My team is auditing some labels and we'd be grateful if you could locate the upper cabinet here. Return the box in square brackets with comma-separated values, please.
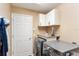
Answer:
[38, 14, 46, 26]
[46, 9, 55, 26]
[38, 9, 60, 26]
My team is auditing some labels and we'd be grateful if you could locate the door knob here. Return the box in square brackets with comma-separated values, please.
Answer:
[29, 38, 31, 40]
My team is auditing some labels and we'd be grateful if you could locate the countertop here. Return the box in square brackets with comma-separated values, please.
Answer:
[44, 40, 79, 53]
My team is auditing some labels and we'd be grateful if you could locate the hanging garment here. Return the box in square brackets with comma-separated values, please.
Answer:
[0, 16, 10, 25]
[0, 18, 8, 56]
[0, 30, 2, 56]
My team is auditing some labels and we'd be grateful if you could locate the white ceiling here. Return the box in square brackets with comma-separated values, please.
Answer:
[12, 3, 61, 14]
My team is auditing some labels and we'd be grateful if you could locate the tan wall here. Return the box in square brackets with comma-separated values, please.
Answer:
[55, 3, 79, 44]
[0, 3, 11, 55]
[0, 4, 10, 19]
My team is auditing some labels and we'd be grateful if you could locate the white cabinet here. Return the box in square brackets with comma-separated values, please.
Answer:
[39, 14, 46, 26]
[46, 9, 55, 25]
[39, 9, 60, 26]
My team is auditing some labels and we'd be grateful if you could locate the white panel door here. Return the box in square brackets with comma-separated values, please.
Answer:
[12, 13, 33, 56]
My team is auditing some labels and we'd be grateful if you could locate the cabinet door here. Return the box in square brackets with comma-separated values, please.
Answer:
[46, 9, 55, 25]
[39, 14, 46, 26]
